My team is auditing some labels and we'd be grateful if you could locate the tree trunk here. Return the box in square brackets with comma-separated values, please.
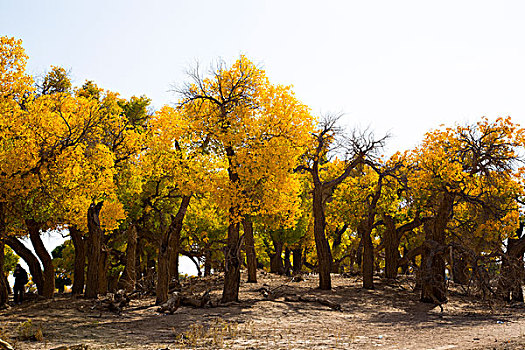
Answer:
[0, 241, 8, 306]
[168, 247, 179, 282]
[156, 195, 191, 305]
[85, 201, 104, 298]
[269, 236, 284, 275]
[356, 237, 363, 270]
[5, 236, 44, 295]
[292, 247, 302, 274]
[383, 216, 400, 279]
[118, 224, 137, 292]
[169, 202, 186, 283]
[221, 221, 242, 303]
[69, 226, 86, 295]
[98, 243, 108, 295]
[452, 251, 469, 285]
[284, 247, 292, 276]
[242, 218, 257, 283]
[359, 222, 374, 289]
[313, 186, 332, 290]
[156, 232, 169, 305]
[204, 248, 212, 276]
[27, 220, 55, 298]
[399, 246, 409, 274]
[498, 237, 525, 302]
[421, 234, 446, 302]
[420, 192, 453, 304]
[222, 146, 243, 302]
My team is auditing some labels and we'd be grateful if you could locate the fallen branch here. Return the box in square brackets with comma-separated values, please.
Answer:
[91, 291, 130, 314]
[285, 295, 342, 311]
[157, 291, 211, 314]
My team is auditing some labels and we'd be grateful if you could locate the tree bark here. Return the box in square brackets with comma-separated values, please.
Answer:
[85, 201, 104, 298]
[242, 218, 257, 283]
[452, 250, 469, 285]
[168, 245, 179, 282]
[5, 236, 44, 295]
[420, 192, 453, 304]
[292, 247, 302, 274]
[222, 220, 242, 303]
[156, 195, 191, 305]
[204, 248, 212, 276]
[98, 242, 108, 295]
[330, 224, 348, 273]
[27, 220, 55, 298]
[313, 186, 332, 290]
[359, 222, 374, 289]
[222, 145, 243, 303]
[69, 225, 86, 294]
[118, 224, 137, 292]
[269, 234, 284, 275]
[284, 247, 292, 276]
[383, 216, 400, 279]
[498, 235, 525, 302]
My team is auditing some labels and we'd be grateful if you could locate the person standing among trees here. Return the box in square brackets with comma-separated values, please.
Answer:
[13, 264, 28, 304]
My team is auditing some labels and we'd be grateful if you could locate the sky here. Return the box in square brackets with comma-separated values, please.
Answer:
[2, 0, 525, 274]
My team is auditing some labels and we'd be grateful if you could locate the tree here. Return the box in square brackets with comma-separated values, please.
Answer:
[178, 56, 313, 301]
[296, 115, 385, 290]
[408, 117, 524, 303]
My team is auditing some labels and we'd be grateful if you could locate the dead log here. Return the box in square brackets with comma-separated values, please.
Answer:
[91, 292, 130, 314]
[257, 282, 291, 300]
[181, 291, 211, 308]
[157, 293, 181, 314]
[285, 295, 342, 311]
[157, 291, 211, 314]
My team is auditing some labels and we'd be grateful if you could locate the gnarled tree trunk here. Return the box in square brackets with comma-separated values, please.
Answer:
[269, 235, 284, 275]
[222, 221, 242, 302]
[313, 186, 332, 290]
[383, 216, 400, 279]
[292, 247, 302, 274]
[222, 146, 243, 303]
[359, 221, 374, 290]
[156, 195, 191, 305]
[451, 250, 469, 285]
[27, 220, 54, 298]
[98, 242, 108, 295]
[85, 201, 104, 298]
[498, 234, 525, 302]
[5, 236, 44, 295]
[284, 247, 292, 276]
[69, 225, 86, 295]
[243, 218, 257, 283]
[204, 248, 212, 276]
[421, 190, 452, 305]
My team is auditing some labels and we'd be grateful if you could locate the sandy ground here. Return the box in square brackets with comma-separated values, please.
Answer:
[1, 273, 524, 350]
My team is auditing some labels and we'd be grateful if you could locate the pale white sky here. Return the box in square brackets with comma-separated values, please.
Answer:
[2, 1, 525, 273]
[2, 0, 524, 153]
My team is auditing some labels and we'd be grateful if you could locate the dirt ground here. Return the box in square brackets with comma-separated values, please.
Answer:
[1, 272, 524, 350]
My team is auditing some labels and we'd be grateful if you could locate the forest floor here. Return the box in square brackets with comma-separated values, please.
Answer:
[1, 272, 524, 350]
